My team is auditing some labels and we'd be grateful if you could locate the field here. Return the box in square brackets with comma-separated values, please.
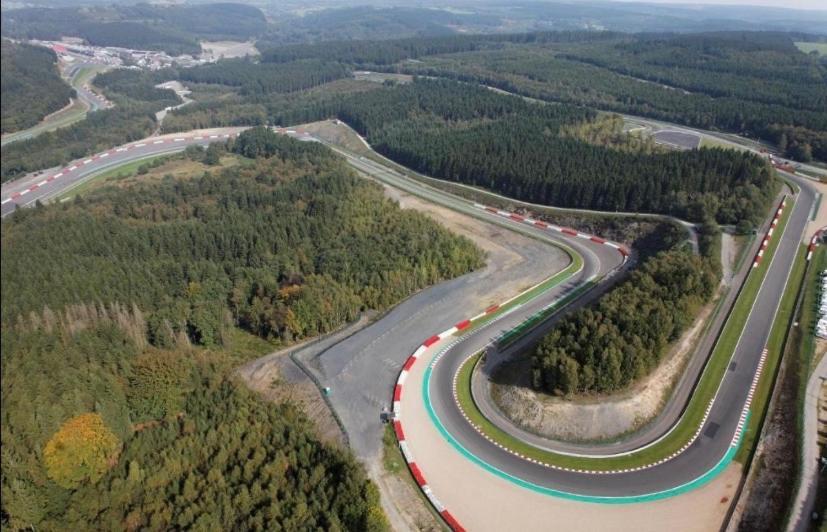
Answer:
[200, 40, 259, 60]
[795, 41, 827, 55]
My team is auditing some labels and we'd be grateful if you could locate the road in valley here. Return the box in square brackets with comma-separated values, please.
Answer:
[0, 114, 820, 528]
[0, 128, 247, 217]
[1, 58, 110, 147]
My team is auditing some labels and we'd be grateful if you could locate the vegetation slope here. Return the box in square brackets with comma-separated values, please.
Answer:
[1, 41, 74, 134]
[0, 130, 483, 529]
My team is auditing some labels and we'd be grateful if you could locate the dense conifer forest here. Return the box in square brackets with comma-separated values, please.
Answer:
[531, 246, 719, 395]
[396, 32, 826, 162]
[169, 59, 351, 96]
[1, 3, 268, 55]
[1, 41, 74, 133]
[0, 62, 364, 181]
[0, 132, 482, 529]
[0, 69, 179, 181]
[254, 30, 826, 162]
[329, 79, 776, 225]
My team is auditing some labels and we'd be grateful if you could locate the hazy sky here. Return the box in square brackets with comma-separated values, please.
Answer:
[613, 0, 827, 10]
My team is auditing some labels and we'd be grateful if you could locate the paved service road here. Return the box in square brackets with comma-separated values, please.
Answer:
[788, 352, 827, 531]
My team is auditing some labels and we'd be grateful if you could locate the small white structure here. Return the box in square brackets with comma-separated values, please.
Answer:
[817, 270, 827, 339]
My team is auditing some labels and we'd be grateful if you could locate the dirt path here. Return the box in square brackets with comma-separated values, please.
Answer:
[721, 233, 738, 285]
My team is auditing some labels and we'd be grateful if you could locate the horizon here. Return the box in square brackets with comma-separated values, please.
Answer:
[607, 0, 827, 12]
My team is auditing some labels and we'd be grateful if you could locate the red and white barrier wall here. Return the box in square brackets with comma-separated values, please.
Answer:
[393, 329, 469, 532]
[807, 227, 825, 262]
[390, 209, 627, 531]
[1, 132, 240, 206]
[475, 204, 630, 259]
[753, 197, 787, 268]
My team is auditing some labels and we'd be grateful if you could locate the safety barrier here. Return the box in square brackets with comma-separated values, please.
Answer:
[753, 198, 786, 268]
[390, 211, 627, 529]
[2, 131, 243, 206]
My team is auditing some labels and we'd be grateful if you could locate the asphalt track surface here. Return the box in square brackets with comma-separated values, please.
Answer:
[417, 170, 815, 501]
[0, 128, 247, 218]
[309, 147, 626, 463]
[65, 61, 109, 113]
[1, 59, 109, 147]
[1, 120, 819, 501]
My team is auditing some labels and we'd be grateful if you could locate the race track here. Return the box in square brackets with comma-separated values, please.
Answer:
[0, 118, 820, 530]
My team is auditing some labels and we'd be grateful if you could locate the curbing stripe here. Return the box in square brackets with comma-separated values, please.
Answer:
[393, 420, 405, 441]
[388, 206, 626, 528]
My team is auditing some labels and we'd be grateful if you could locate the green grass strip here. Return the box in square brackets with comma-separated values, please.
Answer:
[454, 250, 584, 336]
[736, 243, 808, 462]
[442, 197, 794, 471]
[426, 356, 748, 503]
[497, 279, 598, 348]
[56, 153, 172, 201]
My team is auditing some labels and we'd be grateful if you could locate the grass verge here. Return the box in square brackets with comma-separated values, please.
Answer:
[56, 153, 173, 201]
[453, 256, 583, 337]
[382, 424, 449, 531]
[736, 244, 808, 463]
[451, 197, 793, 471]
[497, 279, 597, 348]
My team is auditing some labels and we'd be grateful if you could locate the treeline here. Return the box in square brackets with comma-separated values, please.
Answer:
[3, 311, 388, 530]
[559, 33, 826, 112]
[531, 247, 718, 395]
[401, 34, 827, 162]
[160, 78, 380, 133]
[1, 134, 484, 529]
[258, 5, 495, 47]
[1, 69, 179, 181]
[2, 3, 267, 56]
[556, 33, 827, 161]
[2, 58, 362, 180]
[1, 41, 74, 133]
[167, 59, 351, 95]
[260, 30, 620, 66]
[2, 129, 483, 342]
[332, 79, 775, 224]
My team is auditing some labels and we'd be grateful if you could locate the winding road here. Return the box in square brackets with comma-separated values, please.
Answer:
[0, 112, 821, 530]
[419, 184, 809, 496]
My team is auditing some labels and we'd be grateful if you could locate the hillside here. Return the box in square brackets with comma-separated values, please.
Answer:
[1, 41, 74, 134]
[1, 3, 267, 56]
[0, 131, 483, 529]
[256, 30, 826, 163]
[326, 79, 776, 225]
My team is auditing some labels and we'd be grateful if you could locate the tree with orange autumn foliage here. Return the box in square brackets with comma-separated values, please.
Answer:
[43, 413, 121, 489]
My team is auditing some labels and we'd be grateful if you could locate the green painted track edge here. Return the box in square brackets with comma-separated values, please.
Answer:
[423, 362, 747, 504]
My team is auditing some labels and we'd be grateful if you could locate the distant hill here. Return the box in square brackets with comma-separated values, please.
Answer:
[1, 40, 75, 134]
[1, 3, 267, 56]
[257, 1, 827, 47]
